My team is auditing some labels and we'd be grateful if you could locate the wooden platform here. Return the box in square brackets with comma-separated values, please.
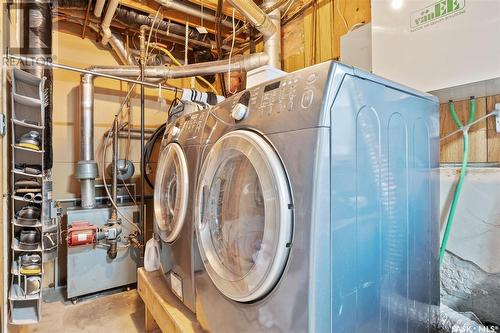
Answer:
[137, 268, 203, 333]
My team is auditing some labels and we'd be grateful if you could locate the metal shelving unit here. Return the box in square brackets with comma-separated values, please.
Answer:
[8, 69, 58, 324]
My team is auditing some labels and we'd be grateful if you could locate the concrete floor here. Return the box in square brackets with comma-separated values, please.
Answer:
[9, 290, 149, 333]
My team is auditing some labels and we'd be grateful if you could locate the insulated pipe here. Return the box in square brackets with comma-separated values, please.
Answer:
[108, 32, 136, 65]
[114, 7, 204, 41]
[154, 0, 233, 28]
[61, 17, 136, 65]
[101, 0, 120, 45]
[94, 0, 106, 17]
[89, 52, 269, 78]
[263, 0, 281, 69]
[227, 0, 277, 37]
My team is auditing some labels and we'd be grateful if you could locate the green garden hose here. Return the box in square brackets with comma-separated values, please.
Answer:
[439, 97, 476, 264]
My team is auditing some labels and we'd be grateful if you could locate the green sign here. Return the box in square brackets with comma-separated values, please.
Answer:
[411, 0, 465, 29]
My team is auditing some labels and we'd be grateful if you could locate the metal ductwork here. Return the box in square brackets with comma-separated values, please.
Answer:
[22, 0, 53, 169]
[60, 17, 136, 65]
[262, 0, 281, 69]
[70, 21, 135, 209]
[153, 0, 233, 28]
[227, 0, 277, 37]
[227, 0, 281, 69]
[76, 74, 98, 209]
[89, 52, 269, 79]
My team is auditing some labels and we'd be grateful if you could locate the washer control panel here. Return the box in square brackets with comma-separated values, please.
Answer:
[163, 109, 207, 145]
[224, 62, 330, 130]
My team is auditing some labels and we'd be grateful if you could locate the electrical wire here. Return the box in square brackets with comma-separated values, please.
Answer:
[145, 8, 162, 60]
[281, 0, 295, 18]
[120, 176, 137, 205]
[102, 122, 142, 234]
[227, 8, 237, 94]
[149, 42, 218, 94]
[215, 0, 227, 97]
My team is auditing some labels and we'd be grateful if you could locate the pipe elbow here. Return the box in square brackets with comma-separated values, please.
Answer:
[101, 27, 112, 46]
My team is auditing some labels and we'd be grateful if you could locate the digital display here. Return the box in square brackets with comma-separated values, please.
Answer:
[264, 81, 280, 93]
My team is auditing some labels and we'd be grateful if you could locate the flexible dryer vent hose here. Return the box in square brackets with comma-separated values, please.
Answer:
[439, 97, 476, 264]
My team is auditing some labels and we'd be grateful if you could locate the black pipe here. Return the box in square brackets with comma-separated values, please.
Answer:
[22, 0, 53, 170]
[140, 29, 146, 251]
[114, 7, 208, 43]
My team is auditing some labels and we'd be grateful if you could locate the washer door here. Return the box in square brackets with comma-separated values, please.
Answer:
[154, 142, 189, 243]
[196, 130, 292, 302]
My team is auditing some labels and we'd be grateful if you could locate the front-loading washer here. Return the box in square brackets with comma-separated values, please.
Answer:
[194, 61, 440, 332]
[154, 109, 207, 313]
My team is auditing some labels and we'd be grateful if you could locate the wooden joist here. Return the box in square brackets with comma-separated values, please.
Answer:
[184, 0, 245, 20]
[137, 268, 203, 333]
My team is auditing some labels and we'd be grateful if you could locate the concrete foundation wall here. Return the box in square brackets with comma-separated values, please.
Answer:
[440, 167, 500, 324]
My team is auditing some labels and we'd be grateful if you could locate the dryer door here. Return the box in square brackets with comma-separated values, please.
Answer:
[154, 142, 189, 243]
[196, 130, 293, 302]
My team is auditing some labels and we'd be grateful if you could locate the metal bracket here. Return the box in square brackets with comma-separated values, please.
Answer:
[495, 103, 500, 134]
[0, 113, 5, 136]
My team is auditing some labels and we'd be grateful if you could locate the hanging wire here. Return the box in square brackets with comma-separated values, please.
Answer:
[227, 8, 237, 94]
[281, 0, 295, 18]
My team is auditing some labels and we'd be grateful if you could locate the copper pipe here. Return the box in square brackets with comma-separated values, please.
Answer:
[81, 0, 92, 39]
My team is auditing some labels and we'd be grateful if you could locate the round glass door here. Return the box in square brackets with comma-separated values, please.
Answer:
[195, 130, 293, 302]
[154, 142, 189, 243]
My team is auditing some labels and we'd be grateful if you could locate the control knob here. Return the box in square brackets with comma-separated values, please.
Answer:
[169, 126, 180, 139]
[231, 91, 251, 121]
[231, 103, 248, 121]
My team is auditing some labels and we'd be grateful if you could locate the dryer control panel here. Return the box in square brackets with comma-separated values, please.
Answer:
[212, 61, 336, 137]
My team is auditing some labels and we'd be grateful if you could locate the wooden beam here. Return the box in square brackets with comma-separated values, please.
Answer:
[185, 0, 245, 21]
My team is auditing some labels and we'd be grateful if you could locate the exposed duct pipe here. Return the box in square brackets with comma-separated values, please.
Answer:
[101, 0, 120, 45]
[76, 74, 98, 209]
[72, 19, 135, 209]
[153, 0, 233, 28]
[94, 0, 106, 17]
[263, 0, 281, 69]
[60, 17, 136, 65]
[227, 0, 281, 68]
[89, 52, 269, 79]
[22, 0, 53, 169]
[227, 0, 277, 37]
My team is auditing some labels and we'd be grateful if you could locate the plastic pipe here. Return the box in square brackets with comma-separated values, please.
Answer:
[439, 97, 476, 264]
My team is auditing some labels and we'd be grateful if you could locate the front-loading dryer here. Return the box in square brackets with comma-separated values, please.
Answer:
[154, 109, 207, 313]
[194, 61, 440, 332]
